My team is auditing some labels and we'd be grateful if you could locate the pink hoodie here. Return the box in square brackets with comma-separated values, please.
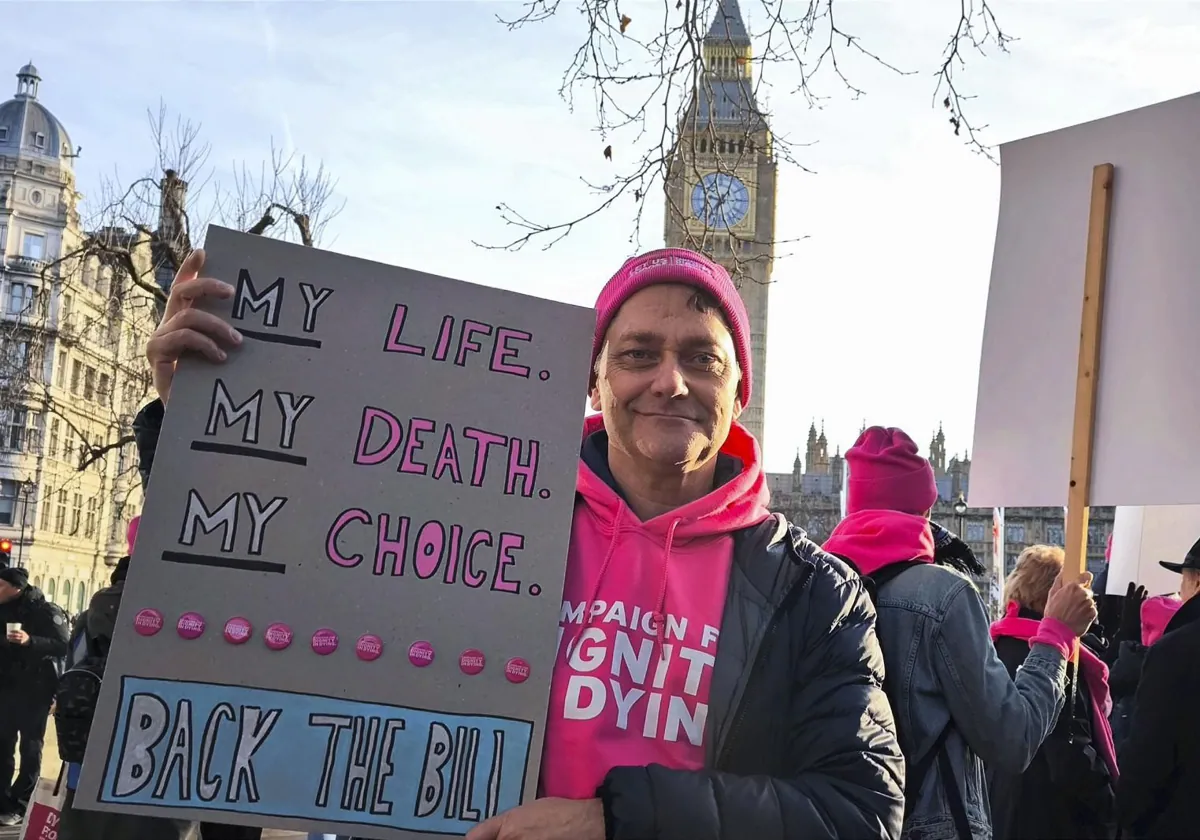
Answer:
[540, 415, 772, 799]
[1141, 594, 1183, 647]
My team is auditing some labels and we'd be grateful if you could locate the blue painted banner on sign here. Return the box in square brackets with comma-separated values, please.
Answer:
[97, 676, 533, 836]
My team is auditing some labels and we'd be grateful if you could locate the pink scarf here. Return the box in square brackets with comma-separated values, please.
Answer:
[990, 601, 1118, 781]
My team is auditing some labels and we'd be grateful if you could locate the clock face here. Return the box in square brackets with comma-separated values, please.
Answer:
[690, 172, 751, 229]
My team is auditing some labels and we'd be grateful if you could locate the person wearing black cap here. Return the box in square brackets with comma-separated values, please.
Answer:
[0, 566, 69, 825]
[1115, 537, 1200, 839]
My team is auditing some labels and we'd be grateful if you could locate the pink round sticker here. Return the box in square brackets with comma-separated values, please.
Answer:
[264, 622, 293, 651]
[312, 628, 339, 655]
[504, 657, 531, 684]
[408, 641, 435, 667]
[224, 617, 253, 645]
[133, 608, 163, 637]
[176, 612, 206, 640]
[459, 649, 486, 676]
[356, 634, 383, 662]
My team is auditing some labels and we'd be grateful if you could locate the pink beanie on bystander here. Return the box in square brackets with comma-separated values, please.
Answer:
[590, 248, 753, 406]
[846, 426, 939, 516]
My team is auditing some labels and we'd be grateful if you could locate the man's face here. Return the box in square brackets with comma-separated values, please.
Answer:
[0, 580, 20, 604]
[590, 283, 742, 471]
[1182, 569, 1200, 602]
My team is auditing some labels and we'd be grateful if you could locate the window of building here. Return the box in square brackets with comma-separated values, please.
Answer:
[1006, 553, 1020, 575]
[32, 132, 45, 149]
[45, 578, 55, 602]
[76, 584, 87, 614]
[55, 351, 66, 388]
[7, 282, 33, 315]
[48, 418, 59, 457]
[110, 501, 125, 543]
[3, 408, 28, 451]
[21, 233, 44, 260]
[0, 128, 7, 141]
[0, 479, 18, 526]
[39, 486, 51, 530]
[1046, 525, 1064, 545]
[54, 489, 66, 533]
[966, 522, 987, 542]
[70, 492, 82, 535]
[85, 496, 97, 538]
[97, 373, 111, 406]
[1006, 524, 1026, 543]
[83, 366, 95, 401]
[61, 579, 72, 606]
[70, 360, 81, 395]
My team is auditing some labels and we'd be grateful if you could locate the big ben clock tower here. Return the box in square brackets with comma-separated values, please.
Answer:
[665, 0, 776, 450]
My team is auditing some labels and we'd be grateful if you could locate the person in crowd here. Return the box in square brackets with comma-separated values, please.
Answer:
[989, 545, 1117, 840]
[143, 247, 906, 840]
[1115, 538, 1200, 838]
[822, 426, 1097, 840]
[0, 566, 69, 826]
[1107, 588, 1179, 751]
[56, 517, 200, 840]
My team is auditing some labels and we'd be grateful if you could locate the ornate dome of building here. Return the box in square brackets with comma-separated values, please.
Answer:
[0, 63, 75, 169]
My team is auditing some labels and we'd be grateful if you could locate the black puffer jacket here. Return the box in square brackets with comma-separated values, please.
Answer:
[0, 582, 70, 699]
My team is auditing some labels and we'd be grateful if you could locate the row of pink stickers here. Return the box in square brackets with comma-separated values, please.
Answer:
[132, 608, 530, 682]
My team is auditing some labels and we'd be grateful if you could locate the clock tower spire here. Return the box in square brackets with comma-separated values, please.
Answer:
[665, 0, 776, 450]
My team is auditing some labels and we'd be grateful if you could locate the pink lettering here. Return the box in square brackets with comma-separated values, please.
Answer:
[464, 530, 492, 588]
[443, 524, 463, 584]
[455, 320, 493, 367]
[432, 425, 463, 483]
[324, 511, 524, 596]
[491, 532, 524, 594]
[505, 438, 540, 497]
[354, 407, 403, 466]
[326, 508, 371, 567]
[383, 304, 426, 355]
[399, 417, 436, 475]
[376, 514, 410, 576]
[414, 520, 446, 579]
[432, 315, 454, 362]
[462, 427, 508, 487]
[489, 327, 532, 377]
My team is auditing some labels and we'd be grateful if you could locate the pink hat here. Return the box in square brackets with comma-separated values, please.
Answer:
[846, 426, 939, 515]
[591, 248, 752, 406]
[127, 515, 140, 555]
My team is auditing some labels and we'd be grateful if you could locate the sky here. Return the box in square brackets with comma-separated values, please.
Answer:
[12, 0, 1200, 473]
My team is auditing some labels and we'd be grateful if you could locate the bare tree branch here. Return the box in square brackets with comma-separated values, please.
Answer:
[0, 102, 344, 564]
[482, 0, 1010, 253]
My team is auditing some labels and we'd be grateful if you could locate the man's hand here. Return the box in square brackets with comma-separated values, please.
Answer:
[465, 798, 605, 840]
[145, 249, 240, 404]
[6, 628, 29, 645]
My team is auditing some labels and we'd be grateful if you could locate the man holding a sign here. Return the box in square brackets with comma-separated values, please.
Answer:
[137, 245, 902, 839]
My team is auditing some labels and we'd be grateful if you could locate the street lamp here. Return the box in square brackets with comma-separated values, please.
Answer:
[953, 492, 968, 540]
[17, 478, 35, 569]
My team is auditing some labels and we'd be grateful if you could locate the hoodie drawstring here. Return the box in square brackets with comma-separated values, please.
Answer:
[568, 512, 682, 663]
[652, 519, 681, 659]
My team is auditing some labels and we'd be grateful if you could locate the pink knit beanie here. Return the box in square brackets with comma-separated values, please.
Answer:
[846, 426, 939, 515]
[127, 515, 140, 555]
[591, 248, 752, 406]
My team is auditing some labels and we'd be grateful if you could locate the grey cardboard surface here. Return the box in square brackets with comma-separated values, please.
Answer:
[73, 226, 594, 838]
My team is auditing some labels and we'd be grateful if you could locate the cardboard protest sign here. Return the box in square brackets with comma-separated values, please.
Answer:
[1107, 505, 1198, 597]
[73, 226, 594, 839]
[969, 92, 1200, 508]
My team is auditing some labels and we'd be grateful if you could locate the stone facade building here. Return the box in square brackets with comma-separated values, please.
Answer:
[0, 63, 158, 612]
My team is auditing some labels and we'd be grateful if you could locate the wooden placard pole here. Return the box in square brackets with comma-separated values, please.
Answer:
[1065, 163, 1115, 581]
[1064, 162, 1114, 721]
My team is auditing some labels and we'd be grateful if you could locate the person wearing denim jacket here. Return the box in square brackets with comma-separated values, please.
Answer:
[825, 427, 1098, 840]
